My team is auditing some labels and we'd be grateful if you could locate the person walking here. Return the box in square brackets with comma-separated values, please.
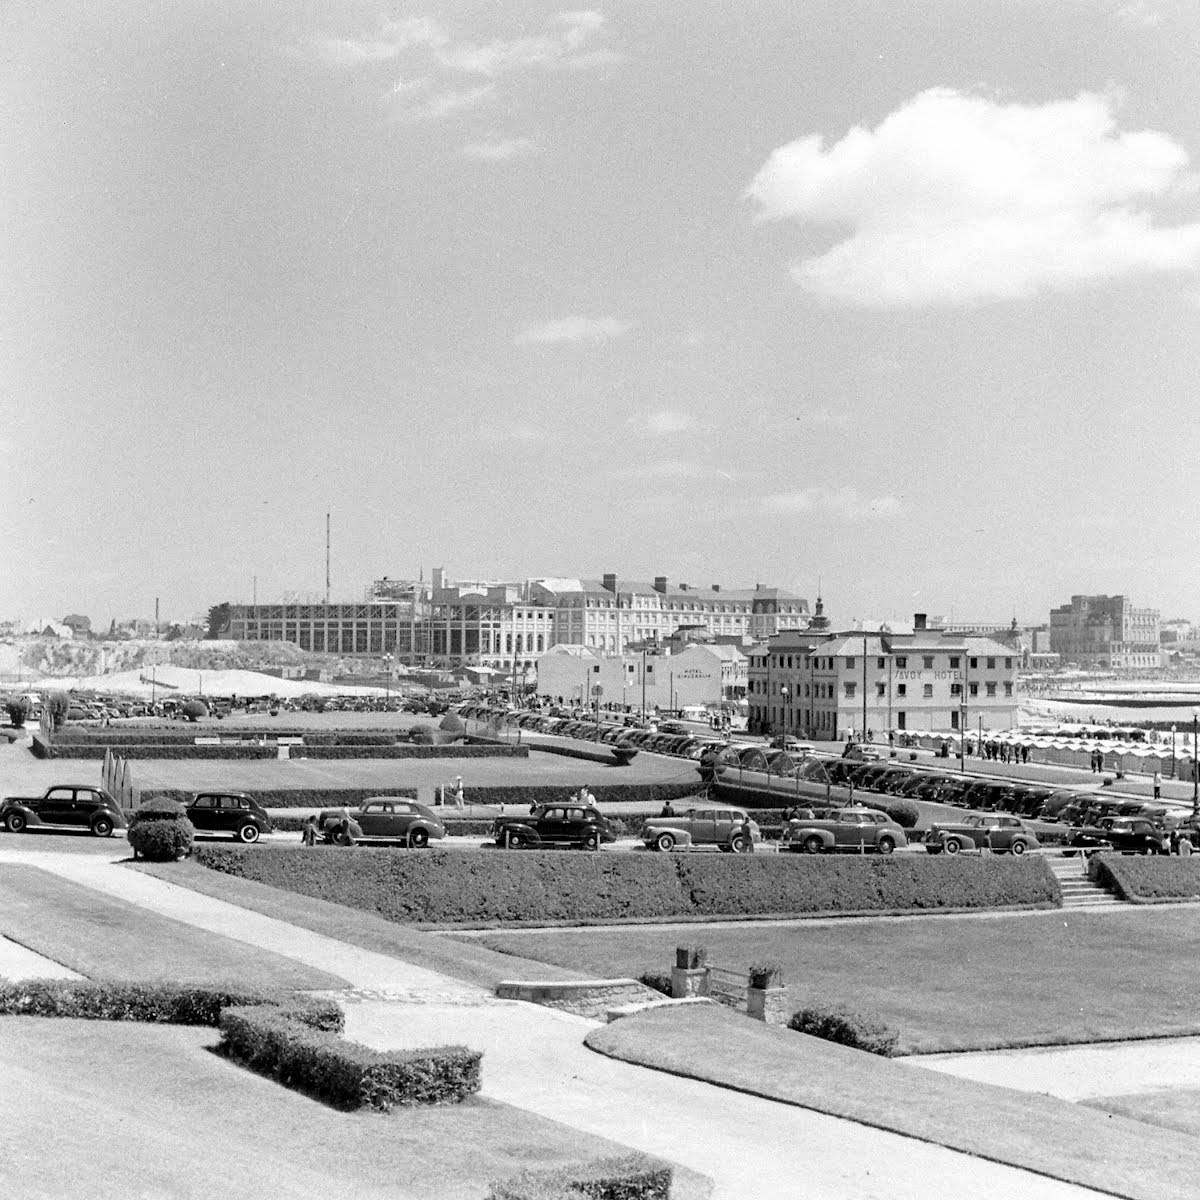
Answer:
[1154, 770, 1162, 801]
[300, 815, 318, 846]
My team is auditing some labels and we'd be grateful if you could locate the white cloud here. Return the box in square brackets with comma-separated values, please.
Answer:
[745, 88, 1200, 306]
[762, 488, 902, 519]
[514, 316, 632, 345]
[638, 409, 694, 436]
[462, 135, 541, 161]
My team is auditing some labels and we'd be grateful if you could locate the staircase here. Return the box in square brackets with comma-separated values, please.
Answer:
[1046, 854, 1124, 910]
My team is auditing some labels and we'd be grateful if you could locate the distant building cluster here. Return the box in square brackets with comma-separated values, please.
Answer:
[1049, 594, 1161, 671]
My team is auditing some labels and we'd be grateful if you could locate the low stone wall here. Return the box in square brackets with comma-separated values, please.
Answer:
[495, 978, 660, 1019]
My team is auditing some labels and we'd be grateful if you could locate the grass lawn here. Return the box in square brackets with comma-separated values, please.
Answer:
[1085, 1089, 1200, 1136]
[475, 904, 1200, 1053]
[0, 865, 342, 990]
[586, 1003, 1200, 1200]
[0, 1017, 652, 1200]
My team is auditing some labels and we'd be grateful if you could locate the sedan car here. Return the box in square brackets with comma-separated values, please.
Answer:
[319, 798, 446, 847]
[0, 785, 126, 837]
[493, 803, 615, 850]
[642, 806, 760, 853]
[925, 814, 1039, 855]
[184, 792, 273, 843]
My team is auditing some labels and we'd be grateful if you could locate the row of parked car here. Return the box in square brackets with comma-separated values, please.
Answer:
[457, 704, 724, 761]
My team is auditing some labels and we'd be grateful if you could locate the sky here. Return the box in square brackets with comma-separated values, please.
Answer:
[4, 0, 1200, 627]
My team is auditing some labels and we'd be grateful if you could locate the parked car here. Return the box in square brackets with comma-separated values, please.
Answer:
[780, 807, 906, 855]
[641, 806, 760, 853]
[493, 802, 614, 850]
[184, 792, 273, 843]
[925, 814, 1039, 856]
[1104, 816, 1170, 855]
[0, 785, 125, 837]
[319, 798, 446, 847]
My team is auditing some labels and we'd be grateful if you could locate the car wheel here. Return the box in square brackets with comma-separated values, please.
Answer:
[237, 823, 260, 844]
[730, 834, 750, 854]
[877, 835, 895, 855]
[1010, 839, 1027, 856]
[409, 827, 429, 849]
[583, 831, 599, 851]
[334, 830, 355, 847]
[91, 816, 114, 838]
[943, 837, 962, 855]
[5, 812, 26, 833]
[803, 835, 823, 855]
[655, 832, 676, 853]
[507, 831, 522, 849]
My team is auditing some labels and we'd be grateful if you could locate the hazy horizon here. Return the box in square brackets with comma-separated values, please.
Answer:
[5, 1, 1199, 628]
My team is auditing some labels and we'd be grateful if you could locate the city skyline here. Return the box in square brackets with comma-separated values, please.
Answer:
[6, 2, 1200, 621]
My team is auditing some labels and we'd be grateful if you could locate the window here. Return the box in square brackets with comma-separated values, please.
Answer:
[923, 684, 933, 698]
[969, 682, 979, 697]
[986, 656, 996, 670]
[986, 682, 997, 697]
[876, 683, 886, 697]
[923, 656, 934, 669]
[895, 656, 907, 668]
[192, 796, 217, 808]
[969, 657, 978, 669]
[897, 684, 907, 697]
[949, 656, 960, 669]
[844, 683, 856, 698]
[845, 656, 855, 669]
[1005, 657, 1013, 669]
[1004, 682, 1013, 696]
[877, 657, 885, 669]
[950, 683, 961, 696]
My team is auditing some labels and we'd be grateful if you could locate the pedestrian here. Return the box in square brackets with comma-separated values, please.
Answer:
[450, 775, 465, 807]
[578, 784, 596, 808]
[660, 800, 675, 817]
[300, 815, 318, 846]
[1153, 770, 1162, 800]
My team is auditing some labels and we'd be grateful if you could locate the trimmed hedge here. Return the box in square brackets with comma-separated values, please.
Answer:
[127, 798, 195, 861]
[33, 738, 278, 760]
[298, 745, 528, 759]
[1090, 854, 1200, 902]
[529, 743, 633, 766]
[219, 1005, 480, 1110]
[435, 783, 702, 809]
[789, 1005, 898, 1057]
[49, 727, 401, 745]
[193, 846, 1061, 926]
[488, 1154, 672, 1200]
[0, 979, 342, 1030]
[141, 786, 416, 809]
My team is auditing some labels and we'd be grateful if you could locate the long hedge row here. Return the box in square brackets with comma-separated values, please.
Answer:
[219, 1005, 480, 1110]
[1090, 854, 1200, 902]
[438, 783, 702, 809]
[142, 786, 417, 809]
[193, 846, 1061, 926]
[488, 1154, 672, 1200]
[33, 737, 279, 760]
[297, 745, 528, 760]
[49, 727, 402, 745]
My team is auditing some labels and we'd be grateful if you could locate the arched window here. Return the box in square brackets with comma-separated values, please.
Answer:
[505, 633, 513, 653]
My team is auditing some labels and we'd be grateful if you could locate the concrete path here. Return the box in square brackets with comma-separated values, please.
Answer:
[0, 844, 1112, 1200]
[0, 934, 80, 981]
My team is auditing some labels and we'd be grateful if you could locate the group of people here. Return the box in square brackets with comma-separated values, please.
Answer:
[1089, 749, 1108, 773]
[982, 740, 1030, 764]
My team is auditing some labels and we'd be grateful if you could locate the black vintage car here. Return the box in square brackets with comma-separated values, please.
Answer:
[184, 792, 273, 843]
[0, 785, 126, 837]
[493, 803, 615, 850]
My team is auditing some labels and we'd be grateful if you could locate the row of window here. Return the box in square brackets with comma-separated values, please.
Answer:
[761, 653, 1015, 671]
[750, 678, 1014, 699]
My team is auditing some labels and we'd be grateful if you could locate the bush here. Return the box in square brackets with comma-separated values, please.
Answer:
[0, 979, 342, 1030]
[218, 1005, 480, 1110]
[5, 698, 28, 728]
[788, 1005, 898, 1057]
[193, 846, 1061, 926]
[181, 699, 209, 721]
[128, 799, 194, 861]
[302, 745, 526, 760]
[439, 713, 466, 735]
[46, 692, 70, 731]
[748, 961, 783, 989]
[488, 1154, 672, 1200]
[1090, 854, 1200, 902]
[409, 723, 437, 744]
[870, 798, 919, 829]
[638, 972, 673, 997]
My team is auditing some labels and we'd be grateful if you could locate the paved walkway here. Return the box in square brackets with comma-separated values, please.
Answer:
[0, 844, 1112, 1200]
[0, 934, 80, 981]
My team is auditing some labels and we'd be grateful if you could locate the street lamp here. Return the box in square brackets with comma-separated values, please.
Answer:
[382, 653, 394, 703]
[1193, 711, 1198, 820]
[780, 684, 790, 740]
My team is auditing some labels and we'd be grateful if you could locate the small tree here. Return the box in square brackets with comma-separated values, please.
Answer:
[4, 698, 29, 729]
[46, 692, 70, 731]
[180, 699, 208, 722]
[127, 799, 194, 862]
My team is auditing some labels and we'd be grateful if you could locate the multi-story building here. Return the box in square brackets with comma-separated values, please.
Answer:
[747, 608, 1019, 739]
[222, 570, 804, 673]
[1049, 595, 1161, 671]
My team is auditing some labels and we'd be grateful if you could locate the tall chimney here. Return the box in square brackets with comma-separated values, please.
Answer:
[711, 584, 720, 593]
[602, 572, 617, 593]
[654, 576, 668, 593]
[914, 612, 927, 631]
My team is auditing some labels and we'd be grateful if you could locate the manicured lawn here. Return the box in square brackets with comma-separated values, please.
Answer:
[1086, 1090, 1200, 1136]
[0, 865, 342, 990]
[476, 905, 1200, 1053]
[586, 1003, 1200, 1200]
[0, 1017, 645, 1200]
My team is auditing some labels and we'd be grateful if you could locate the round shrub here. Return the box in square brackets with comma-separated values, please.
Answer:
[409, 723, 436, 745]
[439, 713, 466, 735]
[873, 798, 919, 829]
[788, 1005, 898, 1056]
[5, 698, 29, 728]
[180, 699, 209, 722]
[128, 799, 194, 861]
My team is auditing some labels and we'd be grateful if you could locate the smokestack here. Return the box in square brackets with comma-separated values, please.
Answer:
[654, 576, 668, 593]
[914, 612, 927, 631]
[711, 584, 720, 593]
[325, 511, 331, 607]
[602, 572, 617, 593]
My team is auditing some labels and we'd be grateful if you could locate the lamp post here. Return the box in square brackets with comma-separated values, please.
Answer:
[382, 653, 393, 704]
[780, 684, 790, 738]
[1193, 712, 1199, 820]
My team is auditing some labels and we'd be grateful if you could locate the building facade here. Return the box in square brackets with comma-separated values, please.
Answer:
[1049, 595, 1161, 671]
[747, 612, 1019, 739]
[222, 570, 804, 673]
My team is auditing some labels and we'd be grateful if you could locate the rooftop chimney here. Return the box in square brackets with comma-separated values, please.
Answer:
[653, 576, 668, 593]
[914, 612, 927, 631]
[602, 572, 617, 593]
[711, 584, 720, 592]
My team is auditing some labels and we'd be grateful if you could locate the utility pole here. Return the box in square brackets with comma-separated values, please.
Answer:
[861, 634, 868, 742]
